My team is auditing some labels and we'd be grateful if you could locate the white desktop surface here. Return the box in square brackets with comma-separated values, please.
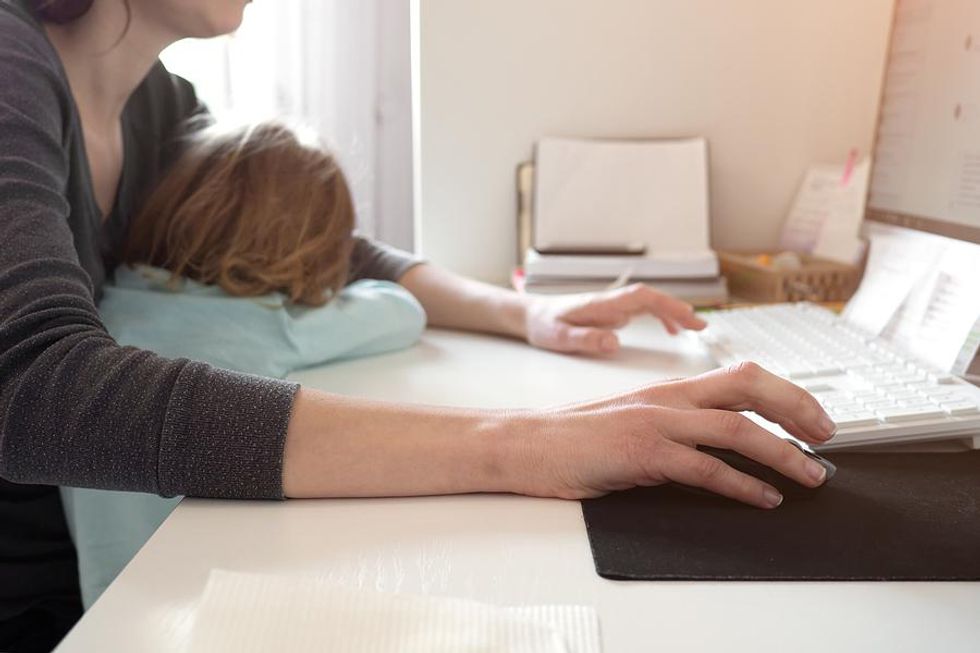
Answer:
[56, 319, 980, 652]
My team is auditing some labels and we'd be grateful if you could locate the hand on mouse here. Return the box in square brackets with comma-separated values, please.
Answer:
[510, 362, 835, 508]
[524, 283, 707, 355]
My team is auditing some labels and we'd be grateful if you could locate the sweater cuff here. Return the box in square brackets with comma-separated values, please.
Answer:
[157, 363, 298, 499]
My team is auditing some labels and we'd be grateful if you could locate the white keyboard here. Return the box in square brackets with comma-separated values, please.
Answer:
[699, 303, 980, 450]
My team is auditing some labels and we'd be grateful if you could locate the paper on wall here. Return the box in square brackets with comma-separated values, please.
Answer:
[780, 164, 842, 252]
[779, 158, 870, 264]
[812, 158, 871, 264]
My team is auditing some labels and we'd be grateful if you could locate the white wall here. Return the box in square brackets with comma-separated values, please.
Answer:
[415, 0, 894, 283]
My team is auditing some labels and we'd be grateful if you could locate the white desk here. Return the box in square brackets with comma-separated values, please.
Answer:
[56, 319, 980, 652]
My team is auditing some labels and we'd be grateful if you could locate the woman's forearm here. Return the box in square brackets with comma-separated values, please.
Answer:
[282, 387, 526, 498]
[282, 364, 836, 507]
[398, 263, 529, 339]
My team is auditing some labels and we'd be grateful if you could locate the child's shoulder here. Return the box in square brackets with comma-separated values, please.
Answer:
[110, 265, 285, 305]
[285, 279, 425, 325]
[328, 279, 422, 312]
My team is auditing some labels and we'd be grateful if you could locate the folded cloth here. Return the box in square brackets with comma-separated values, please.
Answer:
[188, 570, 600, 653]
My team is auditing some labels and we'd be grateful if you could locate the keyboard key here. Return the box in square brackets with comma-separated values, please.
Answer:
[833, 413, 881, 428]
[940, 401, 980, 416]
[907, 381, 935, 391]
[922, 391, 959, 404]
[863, 399, 898, 409]
[875, 406, 947, 423]
[898, 401, 942, 411]
[852, 390, 883, 400]
[810, 366, 844, 377]
[888, 389, 921, 400]
[877, 380, 909, 390]
[803, 383, 837, 393]
[876, 364, 907, 375]
[826, 403, 865, 414]
[893, 372, 927, 383]
[786, 369, 819, 380]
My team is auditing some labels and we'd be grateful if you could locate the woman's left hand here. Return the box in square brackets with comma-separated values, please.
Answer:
[524, 283, 707, 355]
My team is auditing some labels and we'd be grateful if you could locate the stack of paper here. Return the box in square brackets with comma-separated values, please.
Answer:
[533, 137, 710, 255]
[524, 137, 726, 305]
[523, 248, 718, 279]
[188, 570, 601, 653]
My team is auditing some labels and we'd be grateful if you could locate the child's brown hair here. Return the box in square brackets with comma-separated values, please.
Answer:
[124, 121, 354, 306]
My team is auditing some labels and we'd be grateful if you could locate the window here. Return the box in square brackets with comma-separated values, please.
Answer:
[160, 0, 414, 251]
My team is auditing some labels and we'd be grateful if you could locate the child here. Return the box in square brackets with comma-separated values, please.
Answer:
[60, 122, 426, 608]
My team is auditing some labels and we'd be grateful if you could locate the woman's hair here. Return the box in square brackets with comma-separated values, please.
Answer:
[32, 0, 94, 23]
[124, 122, 355, 306]
[33, 0, 132, 44]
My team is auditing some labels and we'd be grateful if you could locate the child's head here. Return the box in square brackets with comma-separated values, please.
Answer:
[125, 121, 354, 306]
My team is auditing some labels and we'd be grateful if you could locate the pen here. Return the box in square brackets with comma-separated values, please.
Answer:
[606, 267, 633, 290]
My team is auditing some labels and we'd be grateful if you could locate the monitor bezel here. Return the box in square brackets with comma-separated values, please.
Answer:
[864, 2, 980, 247]
[865, 208, 980, 245]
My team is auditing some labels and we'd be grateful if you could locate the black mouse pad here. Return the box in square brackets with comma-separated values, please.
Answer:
[581, 451, 980, 581]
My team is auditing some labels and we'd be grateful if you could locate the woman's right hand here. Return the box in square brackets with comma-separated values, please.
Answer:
[508, 362, 837, 508]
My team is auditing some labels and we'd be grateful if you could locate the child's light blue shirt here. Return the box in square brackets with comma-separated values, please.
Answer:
[61, 265, 426, 608]
[95, 265, 426, 377]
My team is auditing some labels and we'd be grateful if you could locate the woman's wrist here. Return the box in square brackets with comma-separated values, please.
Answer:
[493, 289, 531, 341]
[478, 409, 558, 497]
[399, 263, 533, 341]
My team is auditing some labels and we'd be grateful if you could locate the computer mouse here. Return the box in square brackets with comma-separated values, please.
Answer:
[681, 442, 836, 501]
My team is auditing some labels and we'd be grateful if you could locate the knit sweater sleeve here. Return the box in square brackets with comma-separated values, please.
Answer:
[348, 235, 424, 283]
[0, 11, 296, 499]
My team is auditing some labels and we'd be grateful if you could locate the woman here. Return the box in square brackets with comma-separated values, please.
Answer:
[0, 0, 835, 649]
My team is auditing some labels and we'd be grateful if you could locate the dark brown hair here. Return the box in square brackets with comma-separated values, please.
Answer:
[33, 0, 131, 46]
[32, 0, 93, 23]
[124, 122, 355, 306]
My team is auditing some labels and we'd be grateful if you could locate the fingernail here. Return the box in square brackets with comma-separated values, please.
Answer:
[764, 488, 783, 508]
[806, 459, 828, 485]
[818, 414, 837, 440]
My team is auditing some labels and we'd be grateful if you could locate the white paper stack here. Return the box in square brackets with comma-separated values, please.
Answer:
[524, 137, 725, 304]
[521, 247, 726, 305]
[533, 137, 710, 255]
[188, 570, 601, 653]
[523, 249, 718, 280]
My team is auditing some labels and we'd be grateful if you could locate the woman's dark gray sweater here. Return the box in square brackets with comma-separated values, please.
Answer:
[0, 0, 419, 631]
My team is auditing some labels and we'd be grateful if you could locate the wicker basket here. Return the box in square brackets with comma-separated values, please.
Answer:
[718, 251, 862, 303]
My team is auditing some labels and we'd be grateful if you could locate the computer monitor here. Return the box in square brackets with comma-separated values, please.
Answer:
[866, 0, 980, 246]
